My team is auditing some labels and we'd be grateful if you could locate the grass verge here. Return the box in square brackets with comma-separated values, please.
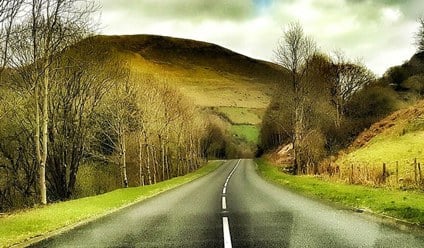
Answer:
[0, 161, 222, 248]
[256, 158, 424, 225]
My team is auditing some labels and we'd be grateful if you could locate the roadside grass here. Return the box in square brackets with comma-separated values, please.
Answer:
[0, 161, 222, 248]
[256, 158, 424, 225]
[231, 124, 259, 144]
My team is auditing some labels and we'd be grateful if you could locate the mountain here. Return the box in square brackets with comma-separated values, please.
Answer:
[85, 34, 287, 152]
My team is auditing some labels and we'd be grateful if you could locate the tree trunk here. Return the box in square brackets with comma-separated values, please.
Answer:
[160, 135, 165, 181]
[121, 130, 128, 188]
[138, 132, 144, 186]
[151, 146, 157, 184]
[39, 65, 49, 205]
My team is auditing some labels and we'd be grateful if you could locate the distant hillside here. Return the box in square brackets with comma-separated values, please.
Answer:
[79, 34, 287, 154]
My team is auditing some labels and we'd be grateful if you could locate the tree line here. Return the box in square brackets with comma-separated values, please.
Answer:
[260, 22, 401, 174]
[0, 0, 227, 211]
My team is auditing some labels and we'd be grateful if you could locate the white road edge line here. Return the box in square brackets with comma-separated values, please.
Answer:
[222, 187, 226, 194]
[222, 196, 227, 210]
[223, 217, 232, 248]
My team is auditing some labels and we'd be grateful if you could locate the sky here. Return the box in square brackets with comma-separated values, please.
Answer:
[99, 0, 423, 76]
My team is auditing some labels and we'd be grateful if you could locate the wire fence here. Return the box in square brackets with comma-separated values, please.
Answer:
[318, 158, 424, 189]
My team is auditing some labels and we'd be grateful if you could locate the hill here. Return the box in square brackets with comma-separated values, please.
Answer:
[85, 35, 287, 154]
[335, 100, 424, 185]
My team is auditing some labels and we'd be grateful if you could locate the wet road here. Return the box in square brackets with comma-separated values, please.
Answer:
[32, 159, 424, 247]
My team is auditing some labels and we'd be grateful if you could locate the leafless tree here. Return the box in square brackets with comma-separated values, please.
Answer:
[0, 0, 24, 73]
[274, 22, 316, 174]
[416, 18, 424, 53]
[330, 52, 375, 127]
[7, 0, 97, 204]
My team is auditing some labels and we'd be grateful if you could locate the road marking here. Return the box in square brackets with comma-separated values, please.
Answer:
[220, 159, 241, 248]
[222, 217, 232, 248]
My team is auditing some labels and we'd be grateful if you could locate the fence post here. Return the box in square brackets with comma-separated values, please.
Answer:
[396, 161, 399, 186]
[382, 163, 387, 184]
[350, 164, 354, 184]
[419, 162, 422, 186]
[414, 158, 418, 184]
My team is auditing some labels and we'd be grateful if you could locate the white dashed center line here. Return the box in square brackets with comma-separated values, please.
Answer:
[222, 217, 232, 248]
[221, 159, 241, 248]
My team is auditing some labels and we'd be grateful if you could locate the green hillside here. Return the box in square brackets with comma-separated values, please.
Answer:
[335, 100, 424, 184]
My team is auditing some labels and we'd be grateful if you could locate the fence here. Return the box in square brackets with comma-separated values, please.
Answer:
[319, 158, 424, 189]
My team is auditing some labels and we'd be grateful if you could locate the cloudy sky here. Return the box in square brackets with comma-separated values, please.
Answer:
[99, 0, 422, 75]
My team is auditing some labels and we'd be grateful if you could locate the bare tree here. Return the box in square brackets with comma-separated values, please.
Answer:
[330, 52, 375, 127]
[97, 67, 139, 188]
[274, 22, 316, 174]
[416, 18, 424, 53]
[0, 0, 24, 73]
[8, 0, 97, 204]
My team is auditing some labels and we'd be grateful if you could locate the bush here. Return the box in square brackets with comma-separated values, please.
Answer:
[345, 85, 399, 121]
[74, 162, 120, 198]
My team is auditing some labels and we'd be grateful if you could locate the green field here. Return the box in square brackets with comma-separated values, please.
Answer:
[256, 159, 424, 224]
[231, 124, 260, 144]
[0, 161, 222, 248]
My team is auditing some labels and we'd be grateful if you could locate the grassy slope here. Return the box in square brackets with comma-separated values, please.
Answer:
[336, 100, 424, 178]
[257, 159, 424, 224]
[0, 161, 222, 248]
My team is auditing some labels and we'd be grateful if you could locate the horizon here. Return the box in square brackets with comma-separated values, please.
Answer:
[99, 0, 422, 76]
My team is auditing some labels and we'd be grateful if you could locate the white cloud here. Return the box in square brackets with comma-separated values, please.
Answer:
[99, 0, 422, 76]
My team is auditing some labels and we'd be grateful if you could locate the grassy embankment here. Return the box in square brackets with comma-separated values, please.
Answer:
[256, 158, 424, 225]
[0, 161, 222, 248]
[334, 101, 424, 184]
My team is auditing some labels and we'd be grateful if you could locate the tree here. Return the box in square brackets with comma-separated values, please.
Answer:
[416, 18, 424, 53]
[7, 0, 97, 204]
[46, 41, 116, 199]
[330, 52, 375, 127]
[0, 0, 23, 73]
[274, 22, 316, 174]
[96, 66, 139, 188]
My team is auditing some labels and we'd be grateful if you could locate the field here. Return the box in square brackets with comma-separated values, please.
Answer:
[231, 125, 260, 144]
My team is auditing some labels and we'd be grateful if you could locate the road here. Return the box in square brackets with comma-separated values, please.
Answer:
[31, 159, 424, 247]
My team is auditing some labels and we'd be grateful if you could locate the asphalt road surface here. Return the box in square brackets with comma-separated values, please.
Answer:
[31, 159, 424, 247]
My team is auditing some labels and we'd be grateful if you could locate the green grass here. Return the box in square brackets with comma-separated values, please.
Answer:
[216, 107, 262, 125]
[231, 124, 259, 144]
[339, 131, 424, 175]
[0, 161, 222, 248]
[256, 158, 424, 224]
[336, 113, 424, 178]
